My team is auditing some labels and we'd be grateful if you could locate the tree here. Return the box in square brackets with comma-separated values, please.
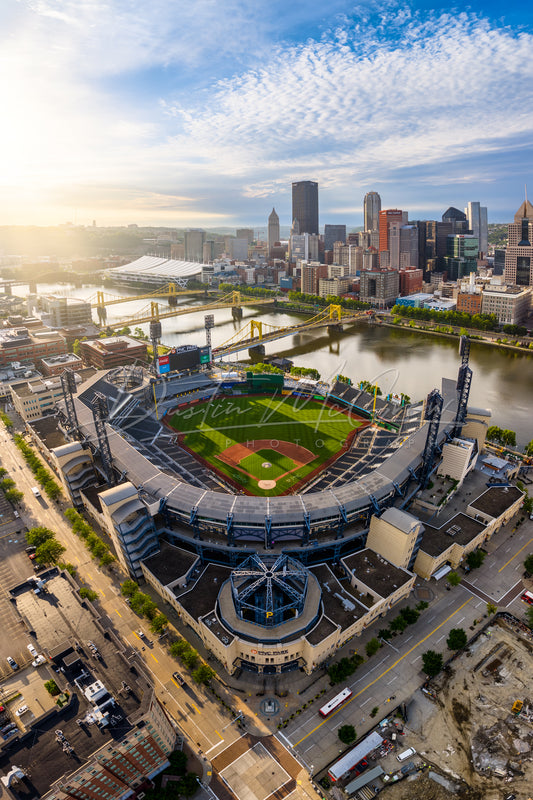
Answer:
[399, 606, 419, 625]
[192, 664, 215, 685]
[527, 606, 533, 629]
[486, 425, 503, 444]
[365, 638, 380, 657]
[44, 679, 60, 696]
[338, 725, 356, 744]
[524, 554, 533, 575]
[35, 538, 66, 565]
[150, 614, 168, 635]
[467, 549, 486, 570]
[26, 526, 56, 547]
[337, 374, 352, 386]
[390, 615, 408, 633]
[525, 439, 533, 457]
[72, 338, 82, 356]
[501, 429, 516, 447]
[486, 602, 498, 616]
[121, 579, 139, 597]
[447, 628, 468, 650]
[5, 488, 24, 504]
[79, 587, 98, 601]
[422, 650, 443, 677]
[447, 571, 461, 587]
[44, 480, 62, 500]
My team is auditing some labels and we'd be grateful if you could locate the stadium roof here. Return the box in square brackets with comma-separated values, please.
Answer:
[105, 255, 206, 282]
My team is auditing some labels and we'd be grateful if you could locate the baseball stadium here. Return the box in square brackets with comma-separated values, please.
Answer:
[30, 336, 503, 675]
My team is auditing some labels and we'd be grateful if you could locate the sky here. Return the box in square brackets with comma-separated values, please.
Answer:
[1, 0, 533, 231]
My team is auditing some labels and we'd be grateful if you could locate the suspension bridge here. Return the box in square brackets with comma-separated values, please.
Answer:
[98, 290, 275, 328]
[88, 283, 218, 309]
[212, 305, 370, 359]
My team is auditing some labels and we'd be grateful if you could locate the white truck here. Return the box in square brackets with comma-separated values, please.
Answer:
[31, 486, 41, 497]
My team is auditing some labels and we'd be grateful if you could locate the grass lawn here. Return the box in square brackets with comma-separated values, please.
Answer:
[238, 449, 296, 480]
[169, 395, 363, 495]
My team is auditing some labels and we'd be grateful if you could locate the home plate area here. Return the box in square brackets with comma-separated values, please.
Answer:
[213, 736, 300, 800]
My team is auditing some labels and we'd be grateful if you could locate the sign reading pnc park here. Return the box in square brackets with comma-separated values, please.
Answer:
[250, 649, 289, 656]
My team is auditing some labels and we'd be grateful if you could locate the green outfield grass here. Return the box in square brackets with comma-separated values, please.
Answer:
[168, 395, 364, 496]
[239, 449, 295, 480]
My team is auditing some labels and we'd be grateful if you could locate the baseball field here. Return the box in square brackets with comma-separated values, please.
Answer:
[167, 394, 366, 496]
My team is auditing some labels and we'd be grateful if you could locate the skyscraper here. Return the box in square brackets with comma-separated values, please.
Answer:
[504, 198, 533, 285]
[292, 181, 319, 235]
[364, 191, 381, 232]
[184, 229, 206, 262]
[324, 224, 346, 252]
[268, 208, 280, 256]
[465, 201, 488, 256]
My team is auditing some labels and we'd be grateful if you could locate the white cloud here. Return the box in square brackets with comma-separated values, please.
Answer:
[166, 11, 533, 195]
[2, 2, 533, 224]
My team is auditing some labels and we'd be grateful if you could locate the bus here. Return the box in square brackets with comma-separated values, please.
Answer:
[319, 687, 352, 717]
[520, 590, 533, 605]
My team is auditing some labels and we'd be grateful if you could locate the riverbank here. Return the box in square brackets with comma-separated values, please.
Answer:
[376, 315, 533, 356]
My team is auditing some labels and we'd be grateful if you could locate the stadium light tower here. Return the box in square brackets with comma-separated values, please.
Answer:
[149, 319, 162, 376]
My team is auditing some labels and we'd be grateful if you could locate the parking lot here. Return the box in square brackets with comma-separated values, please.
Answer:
[0, 529, 38, 674]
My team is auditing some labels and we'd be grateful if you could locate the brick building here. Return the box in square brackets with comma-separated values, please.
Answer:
[398, 268, 423, 296]
[80, 336, 148, 369]
[456, 291, 483, 315]
[0, 327, 67, 367]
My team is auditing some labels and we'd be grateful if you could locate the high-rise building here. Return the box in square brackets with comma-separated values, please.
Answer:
[378, 209, 407, 263]
[236, 228, 254, 244]
[184, 229, 206, 262]
[290, 233, 320, 264]
[360, 268, 399, 307]
[268, 208, 280, 256]
[443, 234, 478, 281]
[364, 191, 381, 232]
[504, 198, 533, 285]
[465, 201, 488, 256]
[292, 181, 319, 235]
[324, 224, 346, 252]
[442, 207, 468, 233]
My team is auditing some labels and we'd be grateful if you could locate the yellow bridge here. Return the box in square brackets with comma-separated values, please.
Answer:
[213, 305, 368, 358]
[89, 283, 216, 309]
[99, 290, 275, 328]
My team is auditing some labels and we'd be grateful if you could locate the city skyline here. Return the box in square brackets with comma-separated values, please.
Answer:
[1, 0, 533, 228]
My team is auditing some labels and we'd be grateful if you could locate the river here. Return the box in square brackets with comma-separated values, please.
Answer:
[16, 282, 533, 447]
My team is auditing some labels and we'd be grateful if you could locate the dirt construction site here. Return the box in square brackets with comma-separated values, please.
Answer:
[381, 615, 533, 800]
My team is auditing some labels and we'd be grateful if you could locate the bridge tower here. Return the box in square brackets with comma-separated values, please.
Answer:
[231, 290, 243, 320]
[150, 320, 162, 375]
[419, 388, 443, 488]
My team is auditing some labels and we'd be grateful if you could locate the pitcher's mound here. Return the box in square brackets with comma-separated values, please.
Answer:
[257, 480, 277, 490]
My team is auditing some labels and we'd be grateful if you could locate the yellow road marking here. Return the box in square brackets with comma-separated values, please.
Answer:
[151, 653, 159, 663]
[115, 609, 122, 618]
[215, 730, 223, 740]
[498, 537, 533, 572]
[294, 596, 473, 746]
[191, 702, 201, 714]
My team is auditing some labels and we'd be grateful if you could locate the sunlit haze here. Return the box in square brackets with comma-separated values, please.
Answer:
[1, 0, 533, 228]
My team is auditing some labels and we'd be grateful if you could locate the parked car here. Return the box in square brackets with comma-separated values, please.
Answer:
[6, 657, 18, 671]
[172, 671, 185, 686]
[25, 546, 36, 554]
[15, 705, 28, 717]
[27, 643, 38, 658]
[32, 655, 46, 667]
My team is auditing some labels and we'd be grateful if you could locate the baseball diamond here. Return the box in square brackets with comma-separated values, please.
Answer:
[167, 394, 367, 495]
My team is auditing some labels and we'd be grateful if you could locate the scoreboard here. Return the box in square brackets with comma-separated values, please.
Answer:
[157, 344, 211, 375]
